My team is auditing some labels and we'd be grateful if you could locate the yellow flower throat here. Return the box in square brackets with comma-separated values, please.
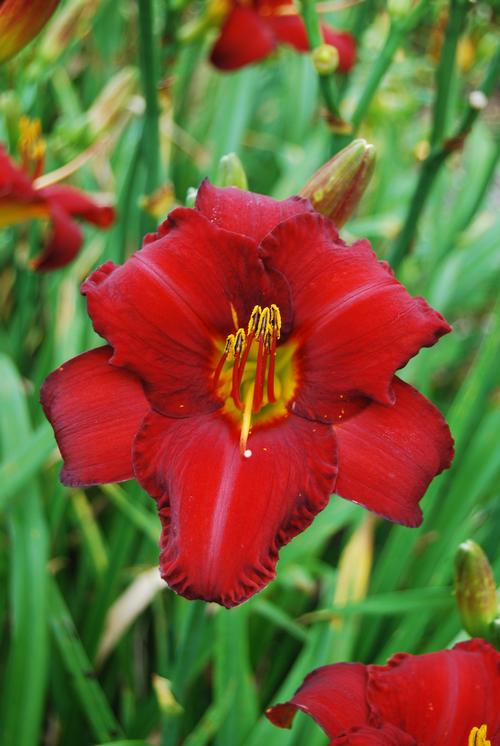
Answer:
[213, 303, 296, 454]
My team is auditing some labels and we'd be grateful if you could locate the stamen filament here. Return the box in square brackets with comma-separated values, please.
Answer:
[236, 330, 254, 389]
[213, 333, 234, 389]
[231, 351, 244, 409]
[267, 333, 277, 404]
[252, 336, 268, 413]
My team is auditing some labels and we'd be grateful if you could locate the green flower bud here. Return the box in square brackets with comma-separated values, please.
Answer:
[216, 152, 248, 190]
[299, 139, 376, 227]
[312, 44, 339, 76]
[454, 540, 498, 638]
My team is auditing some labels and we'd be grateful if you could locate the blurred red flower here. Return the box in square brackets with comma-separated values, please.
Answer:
[41, 182, 453, 607]
[211, 1, 356, 72]
[267, 639, 500, 744]
[0, 119, 115, 271]
[0, 0, 60, 63]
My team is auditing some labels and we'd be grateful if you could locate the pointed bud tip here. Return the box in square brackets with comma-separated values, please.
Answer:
[299, 139, 376, 227]
[216, 152, 248, 190]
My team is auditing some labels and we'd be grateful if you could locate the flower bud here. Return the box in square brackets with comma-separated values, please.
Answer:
[0, 0, 60, 63]
[312, 44, 339, 76]
[299, 139, 376, 227]
[454, 540, 498, 638]
[216, 153, 248, 190]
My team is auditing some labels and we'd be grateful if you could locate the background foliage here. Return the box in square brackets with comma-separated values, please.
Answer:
[0, 1, 499, 745]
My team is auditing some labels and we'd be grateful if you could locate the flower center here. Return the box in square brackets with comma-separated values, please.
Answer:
[18, 116, 46, 179]
[469, 725, 490, 746]
[213, 303, 297, 453]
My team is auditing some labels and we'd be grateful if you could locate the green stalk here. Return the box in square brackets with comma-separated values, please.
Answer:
[430, 0, 469, 149]
[389, 43, 500, 270]
[137, 0, 161, 233]
[300, 0, 341, 120]
[333, 0, 433, 152]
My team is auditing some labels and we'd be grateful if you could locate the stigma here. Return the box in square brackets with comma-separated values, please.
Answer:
[469, 725, 490, 746]
[214, 303, 282, 452]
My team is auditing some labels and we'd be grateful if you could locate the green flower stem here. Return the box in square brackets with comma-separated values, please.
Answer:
[333, 0, 433, 152]
[389, 44, 500, 270]
[137, 0, 161, 232]
[300, 0, 341, 120]
[430, 0, 469, 149]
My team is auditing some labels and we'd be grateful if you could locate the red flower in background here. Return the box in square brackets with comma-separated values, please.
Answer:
[41, 182, 453, 607]
[0, 0, 60, 63]
[211, 1, 356, 72]
[267, 639, 500, 744]
[0, 118, 115, 271]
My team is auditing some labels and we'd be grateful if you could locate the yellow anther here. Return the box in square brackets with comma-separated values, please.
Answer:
[469, 725, 491, 746]
[234, 328, 246, 356]
[264, 327, 273, 351]
[270, 303, 282, 338]
[248, 305, 262, 335]
[18, 116, 45, 159]
[224, 334, 235, 355]
[258, 307, 270, 337]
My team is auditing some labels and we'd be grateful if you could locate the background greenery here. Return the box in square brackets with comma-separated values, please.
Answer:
[0, 1, 499, 745]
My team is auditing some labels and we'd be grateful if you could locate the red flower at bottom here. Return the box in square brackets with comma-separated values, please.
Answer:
[266, 640, 500, 744]
[211, 1, 356, 72]
[41, 182, 453, 607]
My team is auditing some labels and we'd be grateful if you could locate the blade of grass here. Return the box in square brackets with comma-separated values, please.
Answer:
[0, 355, 49, 746]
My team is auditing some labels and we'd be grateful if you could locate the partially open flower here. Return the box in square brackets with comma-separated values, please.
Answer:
[0, 0, 60, 64]
[41, 182, 453, 607]
[209, 1, 356, 72]
[0, 118, 115, 271]
[267, 639, 500, 744]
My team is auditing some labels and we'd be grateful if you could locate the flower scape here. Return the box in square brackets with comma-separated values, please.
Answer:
[41, 180, 454, 608]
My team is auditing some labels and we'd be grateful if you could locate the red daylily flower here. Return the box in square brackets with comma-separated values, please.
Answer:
[0, 0, 60, 63]
[0, 119, 115, 271]
[210, 1, 356, 72]
[266, 639, 500, 744]
[41, 182, 453, 608]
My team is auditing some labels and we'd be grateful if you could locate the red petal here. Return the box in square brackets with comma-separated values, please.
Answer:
[82, 208, 267, 417]
[195, 179, 313, 244]
[210, 5, 276, 71]
[334, 378, 454, 527]
[32, 202, 83, 271]
[40, 346, 149, 487]
[267, 15, 356, 72]
[260, 212, 451, 414]
[321, 27, 356, 73]
[133, 410, 337, 607]
[0, 145, 36, 198]
[39, 184, 115, 228]
[266, 663, 370, 735]
[330, 725, 415, 744]
[367, 640, 500, 742]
